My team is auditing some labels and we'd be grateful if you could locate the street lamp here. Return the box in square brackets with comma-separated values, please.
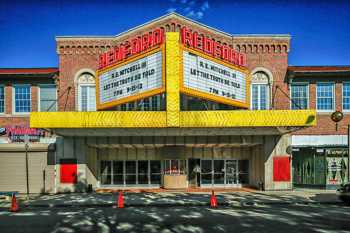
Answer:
[330, 111, 349, 185]
[24, 135, 29, 199]
[331, 111, 344, 131]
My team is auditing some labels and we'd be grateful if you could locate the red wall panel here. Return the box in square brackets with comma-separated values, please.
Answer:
[273, 156, 291, 182]
[60, 164, 77, 184]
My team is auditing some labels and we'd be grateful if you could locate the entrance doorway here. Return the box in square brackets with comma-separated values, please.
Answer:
[200, 159, 249, 187]
[188, 159, 201, 187]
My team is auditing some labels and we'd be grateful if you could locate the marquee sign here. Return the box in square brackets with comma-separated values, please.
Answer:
[181, 48, 249, 108]
[97, 26, 249, 110]
[181, 27, 247, 68]
[97, 47, 165, 110]
[99, 28, 164, 70]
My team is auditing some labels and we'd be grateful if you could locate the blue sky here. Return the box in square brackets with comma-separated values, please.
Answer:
[0, 0, 349, 68]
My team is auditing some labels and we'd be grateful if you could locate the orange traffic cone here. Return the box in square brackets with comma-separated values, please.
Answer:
[10, 193, 19, 212]
[210, 190, 217, 208]
[118, 191, 124, 208]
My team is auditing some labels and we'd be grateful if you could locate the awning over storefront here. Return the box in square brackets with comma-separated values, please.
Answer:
[30, 109, 316, 136]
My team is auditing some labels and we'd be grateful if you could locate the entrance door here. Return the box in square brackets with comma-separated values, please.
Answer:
[226, 160, 238, 185]
[188, 159, 200, 187]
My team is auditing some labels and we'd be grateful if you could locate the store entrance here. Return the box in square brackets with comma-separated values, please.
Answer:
[200, 159, 249, 187]
[188, 159, 201, 187]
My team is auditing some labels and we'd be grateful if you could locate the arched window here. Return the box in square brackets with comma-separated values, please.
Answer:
[77, 73, 96, 111]
[251, 71, 271, 110]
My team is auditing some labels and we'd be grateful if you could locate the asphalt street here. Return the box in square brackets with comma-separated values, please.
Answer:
[0, 203, 350, 233]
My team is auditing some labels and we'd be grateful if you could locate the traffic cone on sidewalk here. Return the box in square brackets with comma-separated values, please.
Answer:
[210, 190, 217, 208]
[117, 191, 124, 208]
[10, 193, 19, 212]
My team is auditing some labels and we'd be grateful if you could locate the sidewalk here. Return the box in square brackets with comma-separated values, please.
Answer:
[0, 189, 342, 209]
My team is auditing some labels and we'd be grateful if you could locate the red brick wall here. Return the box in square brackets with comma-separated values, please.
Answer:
[293, 81, 349, 136]
[0, 85, 38, 127]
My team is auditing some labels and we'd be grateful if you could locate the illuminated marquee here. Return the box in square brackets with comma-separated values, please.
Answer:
[181, 48, 249, 108]
[99, 28, 164, 69]
[181, 27, 247, 67]
[97, 48, 164, 110]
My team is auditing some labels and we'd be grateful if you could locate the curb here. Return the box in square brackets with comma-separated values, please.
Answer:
[0, 201, 345, 210]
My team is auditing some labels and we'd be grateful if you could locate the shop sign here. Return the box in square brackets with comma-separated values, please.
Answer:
[327, 157, 348, 185]
[326, 148, 347, 156]
[4, 126, 44, 142]
[181, 27, 246, 67]
[182, 50, 248, 107]
[97, 49, 164, 109]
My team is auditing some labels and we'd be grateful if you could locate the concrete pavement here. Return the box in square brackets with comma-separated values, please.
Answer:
[0, 189, 343, 209]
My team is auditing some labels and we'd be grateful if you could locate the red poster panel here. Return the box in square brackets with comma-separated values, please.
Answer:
[60, 164, 77, 184]
[273, 156, 291, 182]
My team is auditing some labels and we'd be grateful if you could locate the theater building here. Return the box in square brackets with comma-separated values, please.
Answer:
[27, 13, 318, 192]
[2, 13, 349, 193]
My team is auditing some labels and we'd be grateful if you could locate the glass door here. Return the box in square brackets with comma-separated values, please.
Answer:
[213, 160, 225, 185]
[226, 160, 238, 185]
[113, 161, 124, 185]
[125, 161, 136, 185]
[138, 160, 149, 185]
[201, 160, 213, 185]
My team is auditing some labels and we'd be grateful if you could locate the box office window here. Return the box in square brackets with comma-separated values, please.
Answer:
[13, 85, 31, 113]
[317, 83, 334, 111]
[291, 83, 308, 110]
[39, 84, 57, 111]
[164, 159, 186, 174]
[0, 86, 4, 113]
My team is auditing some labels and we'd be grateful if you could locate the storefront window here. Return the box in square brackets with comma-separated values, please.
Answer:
[100, 160, 161, 186]
[113, 161, 123, 185]
[291, 83, 308, 110]
[101, 161, 112, 185]
[138, 160, 149, 184]
[125, 161, 136, 184]
[150, 160, 161, 184]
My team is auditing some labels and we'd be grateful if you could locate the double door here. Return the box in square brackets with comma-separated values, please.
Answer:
[200, 159, 248, 187]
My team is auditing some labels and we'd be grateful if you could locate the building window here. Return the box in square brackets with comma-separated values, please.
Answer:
[251, 84, 268, 110]
[317, 83, 334, 111]
[0, 86, 4, 113]
[291, 84, 308, 109]
[77, 73, 96, 111]
[343, 83, 350, 111]
[39, 84, 57, 111]
[13, 85, 31, 113]
[251, 71, 270, 110]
